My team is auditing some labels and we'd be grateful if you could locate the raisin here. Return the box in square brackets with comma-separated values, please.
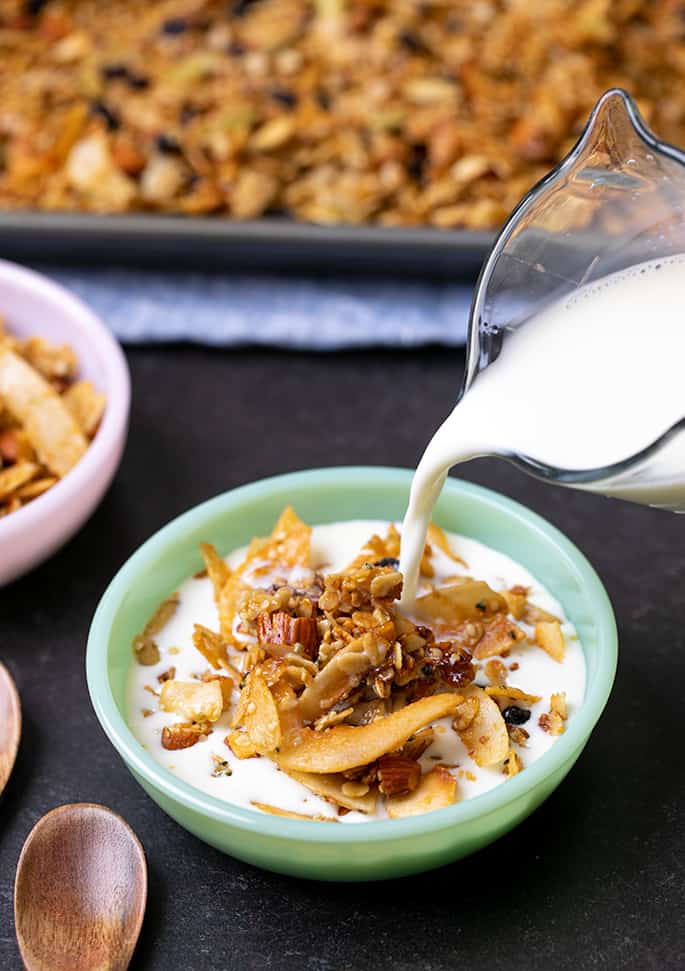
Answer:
[90, 100, 120, 131]
[230, 0, 259, 17]
[374, 557, 399, 568]
[156, 134, 182, 155]
[407, 142, 428, 182]
[226, 41, 246, 56]
[24, 0, 47, 16]
[100, 63, 129, 80]
[161, 17, 188, 34]
[398, 30, 425, 53]
[502, 706, 531, 726]
[270, 88, 298, 109]
[127, 73, 150, 90]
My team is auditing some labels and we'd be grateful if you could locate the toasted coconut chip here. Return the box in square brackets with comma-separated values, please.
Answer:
[251, 801, 337, 822]
[456, 686, 509, 767]
[0, 348, 87, 477]
[62, 380, 105, 437]
[386, 766, 458, 818]
[473, 615, 526, 659]
[297, 628, 392, 722]
[524, 602, 560, 625]
[485, 685, 542, 706]
[231, 670, 282, 755]
[426, 522, 468, 568]
[0, 460, 39, 500]
[21, 336, 77, 382]
[144, 593, 179, 637]
[193, 623, 229, 670]
[217, 572, 250, 644]
[415, 579, 507, 626]
[502, 587, 528, 620]
[253, 505, 311, 568]
[226, 730, 259, 759]
[344, 523, 401, 571]
[199, 542, 231, 605]
[484, 658, 509, 686]
[277, 693, 463, 774]
[15, 475, 57, 500]
[288, 770, 378, 813]
[535, 620, 565, 662]
[217, 506, 310, 643]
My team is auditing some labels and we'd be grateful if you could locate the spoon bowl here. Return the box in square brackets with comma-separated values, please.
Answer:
[14, 803, 147, 971]
[0, 662, 20, 796]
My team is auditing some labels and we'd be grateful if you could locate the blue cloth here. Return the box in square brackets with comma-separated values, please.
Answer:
[39, 266, 473, 349]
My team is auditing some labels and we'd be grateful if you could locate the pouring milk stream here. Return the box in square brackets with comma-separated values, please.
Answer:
[399, 91, 685, 610]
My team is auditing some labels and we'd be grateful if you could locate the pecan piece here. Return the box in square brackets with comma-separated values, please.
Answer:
[377, 755, 421, 797]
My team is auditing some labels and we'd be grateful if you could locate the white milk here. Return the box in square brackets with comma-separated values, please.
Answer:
[400, 255, 685, 607]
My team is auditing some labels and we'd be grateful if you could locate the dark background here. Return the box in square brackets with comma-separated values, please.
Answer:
[2, 345, 683, 970]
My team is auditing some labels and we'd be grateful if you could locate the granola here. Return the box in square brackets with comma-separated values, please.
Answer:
[0, 2, 682, 229]
[129, 509, 585, 821]
[0, 317, 105, 519]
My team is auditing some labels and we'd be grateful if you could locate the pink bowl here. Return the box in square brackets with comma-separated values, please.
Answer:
[0, 259, 130, 585]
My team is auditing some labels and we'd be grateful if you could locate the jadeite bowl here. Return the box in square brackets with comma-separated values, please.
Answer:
[87, 467, 617, 882]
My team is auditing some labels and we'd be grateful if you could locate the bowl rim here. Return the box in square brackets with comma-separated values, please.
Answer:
[0, 258, 130, 543]
[87, 467, 617, 844]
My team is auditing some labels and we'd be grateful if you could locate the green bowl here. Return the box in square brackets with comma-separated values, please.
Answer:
[86, 467, 617, 881]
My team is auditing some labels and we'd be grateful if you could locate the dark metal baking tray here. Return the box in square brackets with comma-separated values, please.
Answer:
[0, 211, 494, 279]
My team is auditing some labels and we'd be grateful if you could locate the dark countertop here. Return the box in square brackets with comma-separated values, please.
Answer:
[1, 345, 683, 971]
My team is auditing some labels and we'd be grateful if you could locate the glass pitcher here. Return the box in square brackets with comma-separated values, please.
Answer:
[463, 88, 685, 511]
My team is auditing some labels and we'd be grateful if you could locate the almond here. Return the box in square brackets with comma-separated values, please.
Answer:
[377, 755, 421, 797]
[257, 610, 318, 657]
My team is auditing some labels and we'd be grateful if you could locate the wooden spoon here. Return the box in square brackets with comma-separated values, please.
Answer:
[0, 661, 21, 796]
[14, 803, 147, 971]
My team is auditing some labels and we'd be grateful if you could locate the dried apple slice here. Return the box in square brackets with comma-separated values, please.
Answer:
[386, 766, 458, 818]
[251, 801, 337, 821]
[277, 693, 462, 773]
[456, 686, 509, 767]
[288, 770, 377, 813]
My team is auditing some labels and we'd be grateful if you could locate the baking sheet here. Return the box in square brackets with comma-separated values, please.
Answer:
[0, 211, 494, 279]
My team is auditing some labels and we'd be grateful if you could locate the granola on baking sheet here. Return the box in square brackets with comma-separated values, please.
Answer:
[0, 1, 683, 229]
[133, 507, 579, 820]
